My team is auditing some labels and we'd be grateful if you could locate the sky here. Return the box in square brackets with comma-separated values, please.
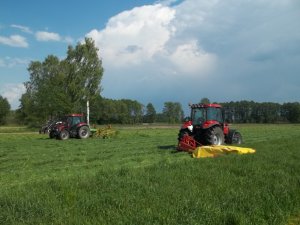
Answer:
[1, 0, 300, 114]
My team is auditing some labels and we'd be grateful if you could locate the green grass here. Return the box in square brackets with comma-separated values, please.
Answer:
[0, 124, 300, 225]
[0, 126, 36, 133]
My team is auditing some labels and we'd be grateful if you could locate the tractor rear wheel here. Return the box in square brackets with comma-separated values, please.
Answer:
[206, 126, 224, 145]
[78, 126, 90, 139]
[58, 130, 69, 140]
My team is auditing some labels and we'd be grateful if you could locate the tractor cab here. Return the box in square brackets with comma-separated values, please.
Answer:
[62, 114, 86, 128]
[191, 104, 224, 127]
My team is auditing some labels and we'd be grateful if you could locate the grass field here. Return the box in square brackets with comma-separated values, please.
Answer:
[0, 124, 300, 225]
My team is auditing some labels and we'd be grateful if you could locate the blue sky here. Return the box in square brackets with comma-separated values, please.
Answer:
[1, 0, 300, 113]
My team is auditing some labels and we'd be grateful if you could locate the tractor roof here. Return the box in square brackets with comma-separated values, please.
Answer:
[190, 103, 222, 108]
[66, 114, 84, 117]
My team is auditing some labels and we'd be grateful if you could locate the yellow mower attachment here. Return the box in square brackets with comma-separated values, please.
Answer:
[192, 145, 256, 158]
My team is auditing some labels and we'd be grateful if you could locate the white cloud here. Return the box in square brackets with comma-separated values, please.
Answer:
[63, 36, 74, 44]
[0, 57, 30, 68]
[11, 24, 33, 34]
[35, 31, 61, 42]
[169, 40, 217, 74]
[87, 4, 176, 67]
[35, 31, 74, 43]
[86, 3, 218, 76]
[0, 83, 26, 109]
[85, 0, 300, 108]
[0, 35, 28, 47]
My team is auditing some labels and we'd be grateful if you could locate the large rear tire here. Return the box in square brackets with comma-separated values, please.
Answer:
[206, 126, 224, 145]
[78, 126, 90, 139]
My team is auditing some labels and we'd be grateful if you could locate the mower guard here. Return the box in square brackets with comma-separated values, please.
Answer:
[192, 145, 256, 158]
[177, 135, 198, 152]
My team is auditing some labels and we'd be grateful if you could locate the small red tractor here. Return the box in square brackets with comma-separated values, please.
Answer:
[178, 103, 242, 151]
[49, 114, 90, 140]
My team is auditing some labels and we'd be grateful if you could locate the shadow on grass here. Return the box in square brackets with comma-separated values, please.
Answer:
[157, 145, 180, 153]
[36, 137, 55, 140]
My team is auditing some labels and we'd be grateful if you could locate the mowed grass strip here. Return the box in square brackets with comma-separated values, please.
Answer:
[0, 124, 300, 225]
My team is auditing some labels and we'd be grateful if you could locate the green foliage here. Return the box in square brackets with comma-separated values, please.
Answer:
[65, 38, 103, 110]
[163, 101, 184, 123]
[221, 100, 293, 123]
[200, 97, 210, 104]
[0, 95, 10, 125]
[19, 38, 103, 125]
[0, 125, 300, 224]
[90, 96, 144, 124]
[282, 102, 300, 123]
[144, 103, 156, 123]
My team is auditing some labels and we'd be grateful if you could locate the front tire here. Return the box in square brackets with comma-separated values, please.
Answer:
[206, 126, 224, 145]
[178, 128, 189, 141]
[231, 131, 242, 144]
[49, 131, 56, 139]
[58, 130, 69, 140]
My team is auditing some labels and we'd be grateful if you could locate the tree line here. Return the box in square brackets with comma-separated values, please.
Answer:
[84, 96, 184, 125]
[220, 101, 300, 123]
[1, 92, 300, 125]
[0, 94, 185, 126]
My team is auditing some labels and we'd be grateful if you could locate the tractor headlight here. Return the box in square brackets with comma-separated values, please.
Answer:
[187, 125, 193, 132]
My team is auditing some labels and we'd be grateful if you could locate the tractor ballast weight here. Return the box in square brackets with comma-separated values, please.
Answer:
[49, 114, 90, 140]
[177, 103, 242, 151]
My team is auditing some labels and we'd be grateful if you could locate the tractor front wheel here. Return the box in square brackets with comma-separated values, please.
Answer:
[178, 128, 190, 141]
[231, 131, 242, 144]
[206, 126, 224, 145]
[78, 126, 90, 139]
[58, 130, 69, 140]
[49, 131, 56, 139]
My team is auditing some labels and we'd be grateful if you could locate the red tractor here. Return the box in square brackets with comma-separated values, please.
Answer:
[178, 103, 242, 151]
[49, 114, 90, 140]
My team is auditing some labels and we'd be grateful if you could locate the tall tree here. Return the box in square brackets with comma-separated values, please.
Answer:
[91, 97, 144, 124]
[19, 38, 104, 125]
[144, 103, 156, 123]
[25, 55, 65, 120]
[64, 38, 104, 112]
[200, 98, 210, 104]
[163, 102, 184, 123]
[0, 96, 10, 125]
[282, 102, 300, 123]
[121, 99, 143, 124]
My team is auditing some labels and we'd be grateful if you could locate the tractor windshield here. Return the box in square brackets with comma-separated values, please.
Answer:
[61, 116, 84, 127]
[191, 107, 223, 125]
[207, 107, 223, 123]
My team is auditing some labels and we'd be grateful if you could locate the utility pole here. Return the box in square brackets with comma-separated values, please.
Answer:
[87, 100, 90, 126]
